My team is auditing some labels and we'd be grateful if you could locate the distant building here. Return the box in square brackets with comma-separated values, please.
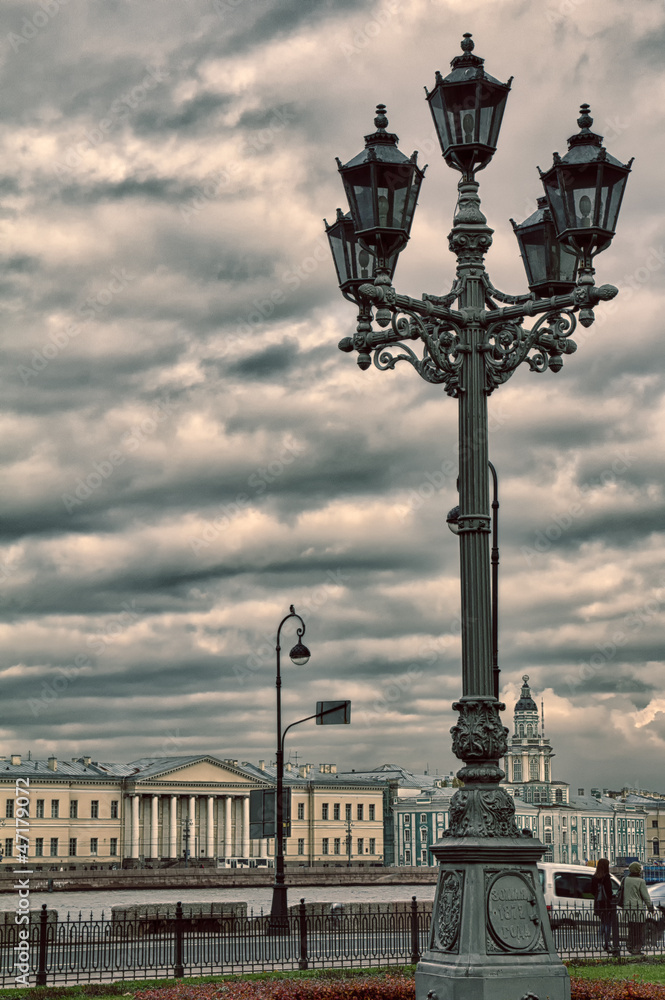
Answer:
[502, 675, 569, 805]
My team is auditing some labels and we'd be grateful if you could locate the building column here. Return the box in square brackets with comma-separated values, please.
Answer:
[207, 795, 215, 858]
[150, 795, 159, 859]
[131, 794, 140, 858]
[169, 795, 177, 858]
[224, 795, 232, 857]
[189, 795, 196, 861]
[242, 795, 250, 858]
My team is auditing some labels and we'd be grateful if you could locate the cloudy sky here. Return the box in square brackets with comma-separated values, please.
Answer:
[0, 0, 662, 793]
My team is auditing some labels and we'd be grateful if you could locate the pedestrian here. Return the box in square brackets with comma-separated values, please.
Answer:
[591, 858, 619, 955]
[621, 861, 654, 955]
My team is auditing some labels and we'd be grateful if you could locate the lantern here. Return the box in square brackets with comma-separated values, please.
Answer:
[539, 105, 633, 259]
[324, 209, 398, 303]
[511, 197, 578, 298]
[336, 105, 425, 261]
[426, 33, 512, 179]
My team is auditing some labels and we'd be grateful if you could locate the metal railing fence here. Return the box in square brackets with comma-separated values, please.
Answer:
[1, 899, 663, 986]
[0, 898, 430, 986]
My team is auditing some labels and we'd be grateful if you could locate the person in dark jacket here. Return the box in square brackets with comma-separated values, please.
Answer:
[591, 858, 619, 954]
[622, 861, 655, 955]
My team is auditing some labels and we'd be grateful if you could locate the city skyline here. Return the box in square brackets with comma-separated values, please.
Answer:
[0, 1, 663, 790]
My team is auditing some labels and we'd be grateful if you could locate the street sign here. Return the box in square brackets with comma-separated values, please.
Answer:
[249, 788, 291, 839]
[316, 700, 351, 725]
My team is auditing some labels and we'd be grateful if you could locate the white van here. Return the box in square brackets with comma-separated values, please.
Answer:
[536, 862, 621, 926]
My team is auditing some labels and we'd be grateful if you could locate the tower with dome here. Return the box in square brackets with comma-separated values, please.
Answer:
[502, 675, 569, 805]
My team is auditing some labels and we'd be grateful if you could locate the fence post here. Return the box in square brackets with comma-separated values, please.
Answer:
[173, 901, 184, 978]
[36, 903, 48, 986]
[298, 898, 308, 970]
[410, 896, 420, 965]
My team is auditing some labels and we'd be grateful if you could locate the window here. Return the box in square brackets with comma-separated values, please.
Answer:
[357, 838, 364, 855]
[369, 838, 376, 854]
[421, 849, 428, 864]
[405, 849, 411, 865]
[322, 838, 329, 855]
[322, 803, 329, 820]
[529, 758, 539, 780]
[653, 820, 659, 828]
[35, 838, 44, 857]
[5, 801, 13, 819]
[527, 724, 532, 736]
[334, 838, 341, 855]
[90, 838, 98, 855]
[513, 760, 522, 782]
[519, 724, 524, 737]
[36, 799, 44, 819]
[555, 873, 594, 899]
[420, 826, 428, 842]
[110, 801, 119, 819]
[369, 804, 375, 821]
[69, 838, 77, 857]
[50, 838, 58, 857]
[333, 803, 340, 821]
[70, 801, 78, 819]
[420, 813, 427, 823]
[345, 804, 351, 821]
[297, 803, 305, 820]
[544, 831, 553, 844]
[51, 800, 59, 819]
[544, 761, 550, 781]
[357, 804, 364, 821]
[404, 828, 411, 843]
[298, 838, 305, 855]
[404, 814, 411, 825]
[4, 838, 12, 858]
[109, 839, 118, 857]
[91, 801, 99, 819]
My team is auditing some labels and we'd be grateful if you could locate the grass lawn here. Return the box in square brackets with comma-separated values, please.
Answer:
[567, 960, 665, 983]
[6, 962, 665, 999]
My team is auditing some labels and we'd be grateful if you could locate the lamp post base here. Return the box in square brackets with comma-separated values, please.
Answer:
[267, 883, 290, 937]
[415, 838, 570, 1000]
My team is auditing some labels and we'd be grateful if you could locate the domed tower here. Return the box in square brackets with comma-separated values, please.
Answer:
[502, 675, 565, 804]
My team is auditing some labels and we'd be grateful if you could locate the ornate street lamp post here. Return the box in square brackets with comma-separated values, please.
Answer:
[328, 34, 631, 1000]
[269, 605, 311, 931]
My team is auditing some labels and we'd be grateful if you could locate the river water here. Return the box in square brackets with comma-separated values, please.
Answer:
[0, 883, 437, 920]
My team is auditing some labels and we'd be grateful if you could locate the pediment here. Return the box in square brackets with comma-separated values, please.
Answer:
[134, 757, 267, 787]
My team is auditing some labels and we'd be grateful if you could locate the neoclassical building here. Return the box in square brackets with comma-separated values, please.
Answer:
[0, 753, 384, 867]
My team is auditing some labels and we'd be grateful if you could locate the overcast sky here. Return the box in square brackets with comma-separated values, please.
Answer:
[0, 0, 662, 793]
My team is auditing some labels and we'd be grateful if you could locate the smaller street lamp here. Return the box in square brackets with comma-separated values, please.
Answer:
[324, 209, 398, 305]
[511, 197, 578, 300]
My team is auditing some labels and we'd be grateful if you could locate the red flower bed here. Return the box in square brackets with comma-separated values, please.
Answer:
[134, 973, 665, 1000]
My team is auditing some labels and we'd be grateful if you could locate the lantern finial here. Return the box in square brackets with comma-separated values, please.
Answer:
[461, 32, 474, 53]
[374, 104, 389, 131]
[577, 103, 593, 131]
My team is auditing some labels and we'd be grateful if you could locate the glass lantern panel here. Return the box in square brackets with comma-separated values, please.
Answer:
[429, 91, 451, 150]
[352, 179, 374, 231]
[376, 184, 392, 227]
[391, 181, 409, 230]
[478, 105, 493, 146]
[328, 232, 348, 285]
[603, 172, 626, 233]
[558, 245, 577, 282]
[405, 178, 420, 234]
[573, 185, 597, 229]
[354, 244, 373, 281]
[544, 178, 566, 235]
[523, 240, 547, 286]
